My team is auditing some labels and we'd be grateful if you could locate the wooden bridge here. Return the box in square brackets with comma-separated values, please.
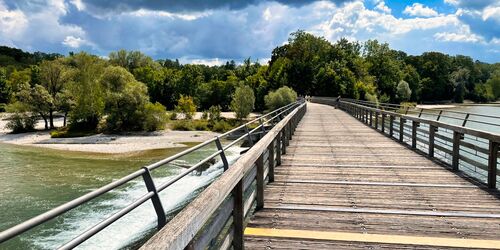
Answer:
[3, 98, 499, 249]
[142, 100, 500, 250]
[244, 102, 500, 249]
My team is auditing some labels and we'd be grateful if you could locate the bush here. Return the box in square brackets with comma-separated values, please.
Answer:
[50, 127, 96, 138]
[201, 110, 209, 120]
[208, 105, 222, 122]
[175, 95, 196, 119]
[142, 102, 168, 131]
[193, 120, 209, 131]
[231, 85, 255, 120]
[169, 111, 178, 120]
[171, 119, 209, 131]
[5, 102, 37, 133]
[172, 120, 194, 131]
[212, 120, 232, 132]
[264, 86, 297, 111]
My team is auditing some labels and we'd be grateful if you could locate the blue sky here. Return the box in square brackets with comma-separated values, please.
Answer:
[0, 0, 499, 64]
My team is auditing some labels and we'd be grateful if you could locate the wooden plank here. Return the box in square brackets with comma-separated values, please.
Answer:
[265, 204, 500, 218]
[272, 180, 476, 188]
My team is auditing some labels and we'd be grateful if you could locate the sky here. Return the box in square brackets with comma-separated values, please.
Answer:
[0, 0, 499, 64]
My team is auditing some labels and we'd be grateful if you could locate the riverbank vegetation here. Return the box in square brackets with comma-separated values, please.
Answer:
[1, 31, 499, 135]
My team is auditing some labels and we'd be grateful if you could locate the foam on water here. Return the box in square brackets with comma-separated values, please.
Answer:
[30, 145, 245, 250]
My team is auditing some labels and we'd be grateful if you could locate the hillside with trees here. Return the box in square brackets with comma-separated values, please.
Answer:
[0, 31, 499, 134]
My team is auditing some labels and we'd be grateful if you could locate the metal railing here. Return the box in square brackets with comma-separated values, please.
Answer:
[341, 98, 500, 131]
[312, 97, 500, 189]
[141, 101, 307, 250]
[0, 100, 305, 249]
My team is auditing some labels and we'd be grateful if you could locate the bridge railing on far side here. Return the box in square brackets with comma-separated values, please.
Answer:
[312, 96, 499, 190]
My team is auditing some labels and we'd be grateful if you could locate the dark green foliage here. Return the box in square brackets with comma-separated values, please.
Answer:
[264, 86, 297, 111]
[5, 102, 37, 133]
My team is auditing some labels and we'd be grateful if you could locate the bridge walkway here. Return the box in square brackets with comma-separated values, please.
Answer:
[244, 102, 500, 249]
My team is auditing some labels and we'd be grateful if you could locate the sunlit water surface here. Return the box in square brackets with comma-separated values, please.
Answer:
[0, 142, 243, 249]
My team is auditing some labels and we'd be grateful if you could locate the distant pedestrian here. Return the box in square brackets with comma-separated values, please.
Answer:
[335, 95, 341, 108]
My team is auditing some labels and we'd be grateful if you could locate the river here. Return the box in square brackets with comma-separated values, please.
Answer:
[0, 142, 243, 249]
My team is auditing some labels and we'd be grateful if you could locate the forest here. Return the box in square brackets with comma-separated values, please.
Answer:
[0, 31, 499, 134]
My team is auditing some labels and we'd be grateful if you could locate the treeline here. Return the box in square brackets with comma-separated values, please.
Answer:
[269, 31, 500, 103]
[1, 31, 499, 133]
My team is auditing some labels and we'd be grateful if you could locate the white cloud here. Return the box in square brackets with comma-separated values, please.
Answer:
[482, 5, 500, 21]
[62, 36, 90, 48]
[128, 9, 210, 21]
[0, 1, 28, 42]
[375, 1, 391, 13]
[403, 3, 438, 17]
[70, 0, 86, 11]
[434, 32, 484, 43]
[444, 0, 458, 6]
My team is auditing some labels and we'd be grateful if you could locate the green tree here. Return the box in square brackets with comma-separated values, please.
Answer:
[67, 52, 106, 129]
[175, 95, 196, 119]
[39, 59, 71, 128]
[450, 68, 470, 103]
[486, 70, 500, 100]
[0, 68, 9, 106]
[231, 85, 255, 120]
[363, 40, 403, 102]
[264, 86, 297, 110]
[396, 80, 411, 102]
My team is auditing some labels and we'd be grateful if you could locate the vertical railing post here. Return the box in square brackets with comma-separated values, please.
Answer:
[256, 154, 265, 210]
[399, 118, 405, 142]
[259, 118, 266, 140]
[232, 179, 244, 250]
[142, 168, 167, 229]
[381, 113, 385, 133]
[268, 140, 275, 182]
[412, 121, 419, 149]
[244, 125, 254, 147]
[389, 115, 394, 137]
[375, 111, 379, 130]
[369, 110, 373, 127]
[429, 125, 437, 157]
[488, 141, 498, 189]
[462, 113, 470, 127]
[277, 132, 282, 165]
[215, 137, 229, 171]
[282, 128, 287, 155]
[452, 131, 463, 171]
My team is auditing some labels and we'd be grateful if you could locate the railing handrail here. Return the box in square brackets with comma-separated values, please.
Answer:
[339, 100, 500, 142]
[0, 100, 304, 248]
[340, 98, 500, 123]
[141, 102, 307, 250]
[312, 96, 499, 190]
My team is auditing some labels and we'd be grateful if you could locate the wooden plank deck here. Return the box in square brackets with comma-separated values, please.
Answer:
[244, 102, 500, 249]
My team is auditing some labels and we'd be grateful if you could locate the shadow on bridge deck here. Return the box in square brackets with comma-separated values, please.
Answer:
[244, 102, 500, 249]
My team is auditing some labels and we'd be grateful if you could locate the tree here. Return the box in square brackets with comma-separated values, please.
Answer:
[67, 52, 106, 129]
[396, 80, 411, 102]
[450, 68, 470, 103]
[231, 85, 255, 120]
[0, 68, 9, 105]
[363, 40, 403, 102]
[39, 59, 71, 128]
[175, 95, 196, 119]
[264, 86, 297, 110]
[486, 70, 500, 100]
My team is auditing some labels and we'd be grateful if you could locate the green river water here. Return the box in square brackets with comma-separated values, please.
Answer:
[0, 141, 243, 249]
